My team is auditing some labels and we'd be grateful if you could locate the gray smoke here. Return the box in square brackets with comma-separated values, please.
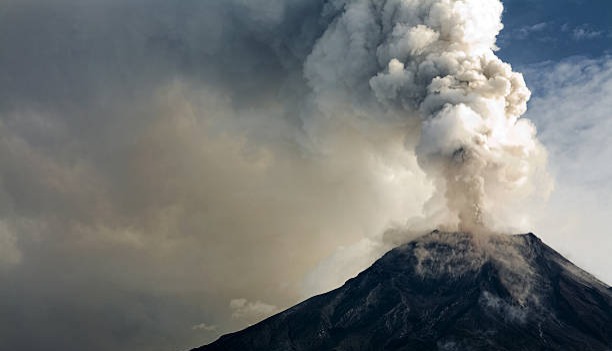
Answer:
[0, 0, 551, 350]
[303, 0, 550, 234]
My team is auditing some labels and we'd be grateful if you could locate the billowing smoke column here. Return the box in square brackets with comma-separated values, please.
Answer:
[304, 0, 547, 234]
[0, 0, 560, 348]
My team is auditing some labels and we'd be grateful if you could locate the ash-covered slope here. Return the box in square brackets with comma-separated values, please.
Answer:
[195, 232, 612, 350]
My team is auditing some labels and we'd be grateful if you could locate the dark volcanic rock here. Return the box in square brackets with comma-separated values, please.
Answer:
[194, 231, 612, 350]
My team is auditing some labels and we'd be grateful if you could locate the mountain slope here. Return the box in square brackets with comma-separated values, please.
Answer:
[194, 231, 612, 350]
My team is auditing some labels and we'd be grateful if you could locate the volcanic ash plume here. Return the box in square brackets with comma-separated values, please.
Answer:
[304, 0, 550, 234]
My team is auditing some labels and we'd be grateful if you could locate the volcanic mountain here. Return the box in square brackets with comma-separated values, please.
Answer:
[194, 231, 612, 350]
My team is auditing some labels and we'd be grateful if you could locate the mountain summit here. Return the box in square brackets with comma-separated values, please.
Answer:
[195, 231, 612, 350]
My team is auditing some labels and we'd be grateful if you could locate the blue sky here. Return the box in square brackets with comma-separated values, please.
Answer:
[498, 0, 611, 65]
[496, 0, 612, 284]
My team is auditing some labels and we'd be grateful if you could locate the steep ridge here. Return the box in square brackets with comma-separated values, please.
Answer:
[194, 231, 612, 350]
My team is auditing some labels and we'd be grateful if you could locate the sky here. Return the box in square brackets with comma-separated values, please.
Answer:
[0, 1, 610, 350]
[496, 0, 612, 290]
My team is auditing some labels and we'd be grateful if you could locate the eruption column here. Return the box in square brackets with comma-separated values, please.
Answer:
[305, 0, 547, 233]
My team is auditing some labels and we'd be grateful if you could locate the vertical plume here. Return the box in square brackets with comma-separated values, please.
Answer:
[304, 0, 549, 234]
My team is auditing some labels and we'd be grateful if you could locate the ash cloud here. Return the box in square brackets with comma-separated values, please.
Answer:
[229, 298, 281, 325]
[319, 0, 549, 234]
[0, 0, 551, 350]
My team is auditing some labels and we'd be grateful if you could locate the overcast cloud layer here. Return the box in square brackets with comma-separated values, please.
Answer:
[0, 1, 609, 351]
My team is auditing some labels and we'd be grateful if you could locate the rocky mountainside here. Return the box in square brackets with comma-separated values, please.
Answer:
[194, 231, 612, 350]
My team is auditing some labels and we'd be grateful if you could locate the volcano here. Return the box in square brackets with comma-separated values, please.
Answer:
[194, 231, 612, 350]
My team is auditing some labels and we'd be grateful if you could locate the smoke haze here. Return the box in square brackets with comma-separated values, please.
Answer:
[2, 0, 607, 350]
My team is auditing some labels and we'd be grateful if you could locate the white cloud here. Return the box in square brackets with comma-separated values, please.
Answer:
[229, 298, 281, 325]
[522, 56, 612, 284]
[571, 26, 604, 40]
[561, 23, 605, 40]
[515, 22, 549, 39]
